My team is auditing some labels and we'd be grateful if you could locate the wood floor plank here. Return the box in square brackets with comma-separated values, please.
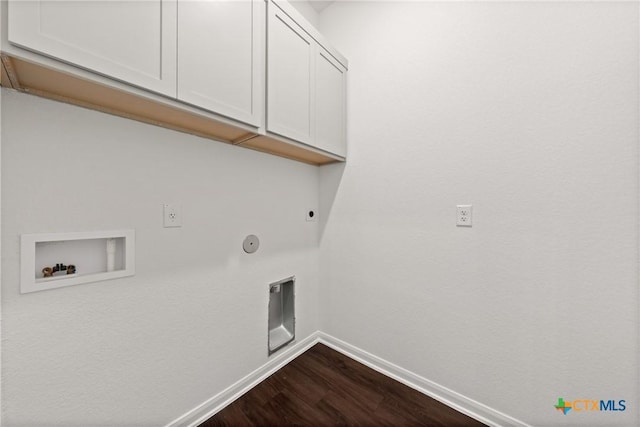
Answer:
[292, 348, 386, 412]
[263, 389, 337, 426]
[200, 343, 487, 426]
[241, 376, 280, 408]
[316, 389, 385, 426]
[275, 361, 329, 407]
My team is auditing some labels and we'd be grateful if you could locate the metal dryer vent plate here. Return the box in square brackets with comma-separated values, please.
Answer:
[268, 276, 295, 355]
[243, 234, 259, 254]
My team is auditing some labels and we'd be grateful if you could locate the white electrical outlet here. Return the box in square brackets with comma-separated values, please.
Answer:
[456, 205, 472, 227]
[163, 204, 182, 228]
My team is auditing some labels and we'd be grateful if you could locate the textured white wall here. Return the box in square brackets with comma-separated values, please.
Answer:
[1, 90, 320, 426]
[319, 1, 639, 426]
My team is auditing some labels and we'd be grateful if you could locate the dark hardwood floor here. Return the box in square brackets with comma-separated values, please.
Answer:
[200, 343, 487, 426]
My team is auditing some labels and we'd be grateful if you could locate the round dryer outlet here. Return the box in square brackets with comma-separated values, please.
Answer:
[243, 235, 260, 254]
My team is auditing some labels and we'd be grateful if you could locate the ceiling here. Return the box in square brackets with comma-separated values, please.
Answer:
[308, 1, 335, 13]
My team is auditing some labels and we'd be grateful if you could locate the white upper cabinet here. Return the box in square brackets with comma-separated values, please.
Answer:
[4, 0, 347, 163]
[267, 4, 314, 144]
[266, 1, 347, 158]
[177, 0, 263, 127]
[315, 47, 346, 158]
[8, 0, 177, 97]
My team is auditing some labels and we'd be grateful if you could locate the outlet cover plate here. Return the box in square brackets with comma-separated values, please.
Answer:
[164, 204, 182, 228]
[456, 205, 472, 227]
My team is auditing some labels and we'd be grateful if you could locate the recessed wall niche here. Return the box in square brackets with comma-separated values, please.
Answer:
[20, 230, 135, 294]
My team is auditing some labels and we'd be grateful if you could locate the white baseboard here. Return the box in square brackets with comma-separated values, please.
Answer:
[164, 332, 321, 427]
[166, 330, 531, 427]
[317, 332, 532, 427]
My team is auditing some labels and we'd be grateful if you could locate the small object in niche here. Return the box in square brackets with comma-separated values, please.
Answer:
[42, 263, 76, 278]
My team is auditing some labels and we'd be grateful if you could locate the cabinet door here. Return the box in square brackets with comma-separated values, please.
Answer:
[8, 0, 177, 97]
[315, 48, 346, 158]
[267, 4, 313, 145]
[177, 0, 262, 127]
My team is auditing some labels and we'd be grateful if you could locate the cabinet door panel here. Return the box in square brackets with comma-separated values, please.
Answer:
[315, 49, 346, 157]
[267, 6, 312, 144]
[178, 0, 262, 127]
[8, 0, 177, 96]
